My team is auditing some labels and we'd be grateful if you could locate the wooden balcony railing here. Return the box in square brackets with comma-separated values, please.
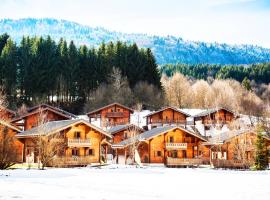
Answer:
[165, 143, 187, 150]
[166, 157, 203, 166]
[67, 139, 91, 147]
[52, 156, 97, 166]
[106, 112, 124, 118]
[211, 159, 253, 169]
[150, 119, 192, 125]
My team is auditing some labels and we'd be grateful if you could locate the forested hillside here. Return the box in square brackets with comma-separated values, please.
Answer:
[0, 33, 160, 112]
[1, 18, 270, 65]
[160, 63, 270, 84]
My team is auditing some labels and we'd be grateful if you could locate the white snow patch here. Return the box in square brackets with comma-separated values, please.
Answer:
[0, 167, 269, 200]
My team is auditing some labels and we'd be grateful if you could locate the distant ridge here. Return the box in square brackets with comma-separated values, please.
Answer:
[1, 18, 270, 65]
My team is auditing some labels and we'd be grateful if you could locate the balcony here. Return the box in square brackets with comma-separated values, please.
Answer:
[106, 112, 125, 118]
[149, 119, 194, 126]
[211, 159, 253, 169]
[67, 139, 91, 147]
[52, 156, 97, 166]
[165, 143, 187, 150]
[166, 157, 203, 166]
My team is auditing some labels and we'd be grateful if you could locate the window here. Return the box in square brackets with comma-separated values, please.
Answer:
[182, 150, 186, 158]
[72, 148, 79, 156]
[169, 136, 174, 143]
[87, 149, 94, 156]
[74, 131, 80, 138]
[172, 150, 177, 158]
[124, 132, 128, 139]
[156, 151, 162, 157]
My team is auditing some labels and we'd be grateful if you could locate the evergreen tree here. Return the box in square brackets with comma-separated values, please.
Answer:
[255, 133, 268, 170]
[242, 77, 252, 91]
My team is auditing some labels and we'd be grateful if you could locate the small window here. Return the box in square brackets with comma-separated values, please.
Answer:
[124, 132, 128, 139]
[74, 132, 80, 138]
[169, 136, 174, 143]
[88, 149, 94, 156]
[117, 108, 120, 112]
[72, 148, 79, 156]
[156, 151, 162, 157]
[172, 150, 178, 158]
[111, 109, 114, 112]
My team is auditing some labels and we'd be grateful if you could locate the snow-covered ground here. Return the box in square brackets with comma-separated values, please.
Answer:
[1, 166, 269, 200]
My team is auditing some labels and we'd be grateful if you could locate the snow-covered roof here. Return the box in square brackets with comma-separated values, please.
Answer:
[16, 119, 111, 138]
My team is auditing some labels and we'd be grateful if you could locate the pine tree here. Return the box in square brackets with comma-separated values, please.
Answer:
[242, 77, 251, 91]
[255, 133, 268, 170]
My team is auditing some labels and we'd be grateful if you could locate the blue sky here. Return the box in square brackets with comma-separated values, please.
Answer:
[0, 0, 270, 47]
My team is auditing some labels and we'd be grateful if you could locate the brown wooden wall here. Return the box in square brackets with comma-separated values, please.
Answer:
[24, 110, 69, 130]
[201, 109, 234, 125]
[147, 108, 187, 124]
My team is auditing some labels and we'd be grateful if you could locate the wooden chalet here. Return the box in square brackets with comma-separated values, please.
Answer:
[87, 103, 134, 128]
[145, 106, 191, 128]
[16, 119, 112, 166]
[193, 107, 236, 126]
[112, 125, 208, 166]
[11, 104, 76, 131]
[0, 120, 23, 162]
[108, 124, 144, 144]
[203, 129, 270, 169]
[0, 106, 16, 120]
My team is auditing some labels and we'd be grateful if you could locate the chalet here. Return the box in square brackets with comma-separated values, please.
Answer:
[203, 129, 270, 168]
[0, 106, 16, 120]
[193, 107, 236, 127]
[11, 104, 76, 131]
[108, 124, 143, 144]
[112, 125, 208, 166]
[0, 120, 23, 162]
[145, 106, 191, 128]
[16, 119, 112, 166]
[87, 103, 134, 128]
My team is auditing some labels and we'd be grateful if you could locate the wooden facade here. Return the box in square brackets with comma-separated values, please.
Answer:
[11, 105, 74, 131]
[0, 120, 23, 162]
[16, 119, 112, 166]
[145, 107, 191, 128]
[0, 106, 16, 120]
[113, 126, 208, 166]
[194, 108, 235, 126]
[87, 103, 134, 128]
[204, 130, 270, 168]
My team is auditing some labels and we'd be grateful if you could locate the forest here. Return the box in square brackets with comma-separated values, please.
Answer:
[0, 33, 161, 113]
[160, 63, 270, 84]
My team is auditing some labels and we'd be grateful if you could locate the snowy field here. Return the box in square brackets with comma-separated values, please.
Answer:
[0, 165, 270, 200]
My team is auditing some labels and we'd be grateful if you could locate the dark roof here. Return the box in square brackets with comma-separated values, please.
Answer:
[144, 106, 191, 118]
[113, 125, 207, 148]
[87, 102, 134, 116]
[0, 120, 21, 132]
[193, 107, 235, 118]
[11, 106, 77, 123]
[108, 124, 143, 135]
[27, 104, 77, 118]
[16, 119, 111, 138]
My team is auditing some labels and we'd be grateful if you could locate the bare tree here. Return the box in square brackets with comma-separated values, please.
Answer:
[127, 103, 143, 165]
[34, 109, 65, 169]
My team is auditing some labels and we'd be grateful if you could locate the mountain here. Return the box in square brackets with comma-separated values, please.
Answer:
[1, 18, 270, 65]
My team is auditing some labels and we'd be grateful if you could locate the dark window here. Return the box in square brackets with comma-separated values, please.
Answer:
[182, 150, 186, 158]
[172, 150, 178, 158]
[88, 149, 94, 156]
[169, 136, 174, 143]
[156, 151, 162, 157]
[72, 148, 79, 156]
[74, 132, 80, 138]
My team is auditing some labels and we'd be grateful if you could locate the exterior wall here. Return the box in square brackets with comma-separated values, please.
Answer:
[202, 109, 234, 125]
[147, 108, 187, 125]
[115, 128, 205, 164]
[24, 110, 69, 130]
[0, 126, 23, 162]
[20, 123, 107, 164]
[99, 105, 131, 127]
[211, 132, 259, 162]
